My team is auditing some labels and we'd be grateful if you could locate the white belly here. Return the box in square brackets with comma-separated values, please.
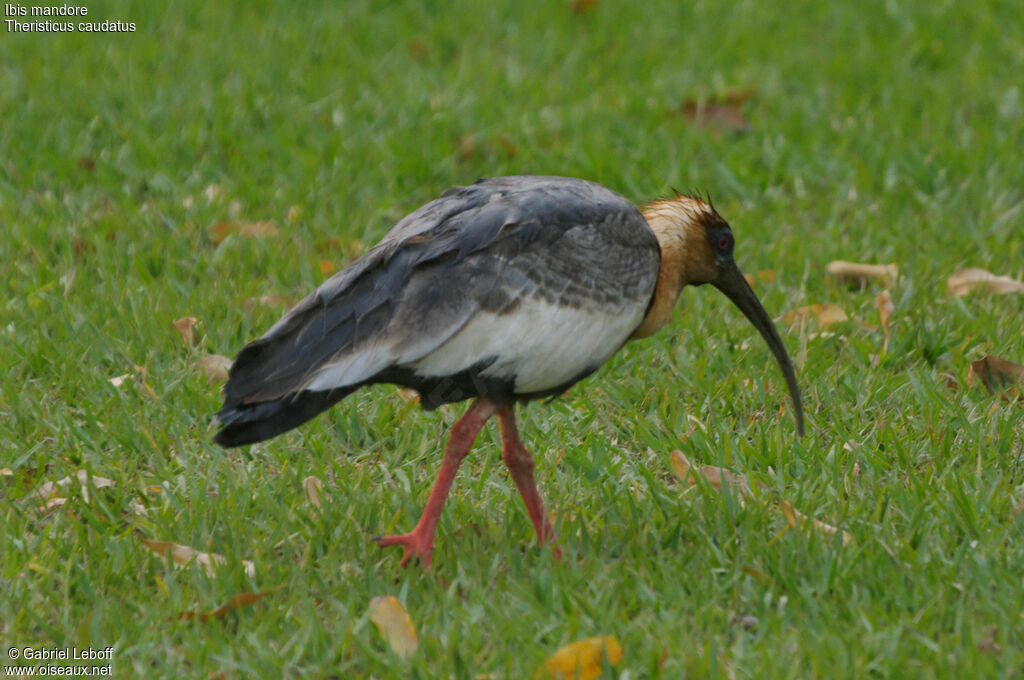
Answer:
[409, 295, 644, 393]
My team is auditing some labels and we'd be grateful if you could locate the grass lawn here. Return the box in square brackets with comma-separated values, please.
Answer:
[2, 0, 1024, 677]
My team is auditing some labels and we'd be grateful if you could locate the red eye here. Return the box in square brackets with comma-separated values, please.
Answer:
[718, 236, 730, 250]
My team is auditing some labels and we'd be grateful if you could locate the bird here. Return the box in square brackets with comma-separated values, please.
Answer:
[214, 175, 804, 568]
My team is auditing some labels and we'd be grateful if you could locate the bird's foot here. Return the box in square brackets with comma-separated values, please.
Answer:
[374, 530, 435, 568]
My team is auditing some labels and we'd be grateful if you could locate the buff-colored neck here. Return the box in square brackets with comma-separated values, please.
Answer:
[630, 197, 718, 339]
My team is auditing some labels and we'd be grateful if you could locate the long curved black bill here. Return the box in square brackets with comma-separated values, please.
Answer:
[712, 262, 805, 436]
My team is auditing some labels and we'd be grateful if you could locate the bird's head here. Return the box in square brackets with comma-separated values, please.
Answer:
[639, 194, 805, 436]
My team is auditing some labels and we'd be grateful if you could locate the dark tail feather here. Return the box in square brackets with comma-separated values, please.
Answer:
[214, 387, 356, 447]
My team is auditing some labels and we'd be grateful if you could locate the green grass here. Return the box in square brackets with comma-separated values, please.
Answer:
[2, 0, 1024, 677]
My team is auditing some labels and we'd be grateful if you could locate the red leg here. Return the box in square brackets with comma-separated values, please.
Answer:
[375, 399, 495, 568]
[497, 406, 560, 558]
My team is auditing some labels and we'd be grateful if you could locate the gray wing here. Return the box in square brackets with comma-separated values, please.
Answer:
[221, 176, 660, 408]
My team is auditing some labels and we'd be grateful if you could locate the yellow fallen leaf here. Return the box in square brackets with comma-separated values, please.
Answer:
[947, 268, 1024, 297]
[210, 220, 278, 245]
[196, 354, 233, 383]
[669, 449, 692, 482]
[781, 500, 852, 545]
[368, 595, 418, 659]
[319, 259, 336, 276]
[172, 317, 200, 347]
[967, 355, 1024, 398]
[827, 261, 898, 287]
[0, 468, 13, 476]
[141, 538, 256, 578]
[537, 636, 623, 680]
[783, 304, 848, 328]
[303, 476, 323, 509]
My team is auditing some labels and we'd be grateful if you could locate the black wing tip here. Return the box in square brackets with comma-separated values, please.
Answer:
[212, 402, 273, 448]
[212, 387, 357, 448]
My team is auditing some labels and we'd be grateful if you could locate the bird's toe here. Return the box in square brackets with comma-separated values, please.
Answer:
[375, 532, 434, 568]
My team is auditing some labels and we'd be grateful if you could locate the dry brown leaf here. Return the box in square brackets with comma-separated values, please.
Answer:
[455, 134, 518, 162]
[210, 220, 278, 245]
[537, 636, 623, 680]
[457, 134, 477, 162]
[876, 291, 894, 332]
[827, 261, 898, 287]
[783, 304, 849, 328]
[241, 294, 293, 313]
[39, 497, 68, 513]
[496, 134, 518, 158]
[315, 237, 364, 258]
[744, 269, 776, 287]
[978, 627, 1002, 657]
[25, 470, 115, 505]
[680, 101, 750, 133]
[61, 268, 76, 297]
[395, 387, 419, 403]
[172, 317, 200, 347]
[781, 500, 852, 545]
[947, 267, 1024, 297]
[406, 38, 430, 61]
[141, 539, 256, 578]
[319, 260, 336, 276]
[967, 356, 1024, 398]
[303, 476, 323, 509]
[258, 294, 291, 308]
[671, 453, 849, 544]
[571, 0, 598, 14]
[742, 566, 774, 585]
[177, 591, 273, 622]
[368, 595, 418, 659]
[876, 290, 894, 350]
[196, 354, 232, 383]
[670, 450, 752, 499]
[203, 184, 224, 203]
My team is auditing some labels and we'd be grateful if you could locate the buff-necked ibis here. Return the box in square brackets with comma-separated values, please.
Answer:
[215, 175, 804, 567]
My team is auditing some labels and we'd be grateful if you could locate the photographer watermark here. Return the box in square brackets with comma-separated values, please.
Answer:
[5, 646, 114, 676]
